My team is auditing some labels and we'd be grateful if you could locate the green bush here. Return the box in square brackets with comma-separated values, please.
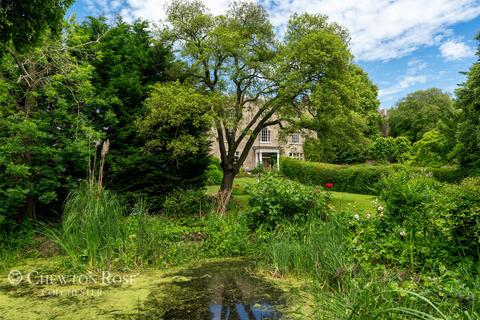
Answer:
[434, 177, 480, 258]
[429, 166, 466, 183]
[350, 172, 479, 271]
[379, 171, 443, 227]
[281, 158, 465, 195]
[163, 189, 214, 216]
[202, 212, 250, 257]
[204, 157, 223, 185]
[370, 136, 412, 163]
[247, 175, 329, 230]
[251, 163, 265, 175]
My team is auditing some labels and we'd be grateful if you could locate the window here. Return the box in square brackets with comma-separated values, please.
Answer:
[291, 133, 300, 144]
[289, 152, 304, 160]
[260, 127, 271, 143]
[234, 151, 240, 164]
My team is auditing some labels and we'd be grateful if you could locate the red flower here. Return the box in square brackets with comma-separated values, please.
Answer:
[325, 182, 334, 189]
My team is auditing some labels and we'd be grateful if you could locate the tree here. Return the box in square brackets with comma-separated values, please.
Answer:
[388, 88, 456, 143]
[0, 31, 99, 224]
[134, 82, 212, 207]
[165, 0, 351, 206]
[454, 33, 480, 171]
[302, 64, 382, 163]
[69, 17, 197, 206]
[370, 136, 411, 163]
[0, 0, 73, 52]
[411, 129, 450, 167]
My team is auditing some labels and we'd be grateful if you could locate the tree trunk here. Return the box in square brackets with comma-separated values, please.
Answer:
[17, 196, 35, 222]
[216, 169, 236, 215]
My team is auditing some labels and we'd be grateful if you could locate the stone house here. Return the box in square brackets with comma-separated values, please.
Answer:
[210, 106, 308, 171]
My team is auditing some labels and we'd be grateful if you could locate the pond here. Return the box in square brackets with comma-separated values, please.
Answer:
[0, 259, 291, 319]
[138, 260, 285, 319]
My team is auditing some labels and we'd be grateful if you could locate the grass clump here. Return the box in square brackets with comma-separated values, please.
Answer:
[50, 185, 127, 268]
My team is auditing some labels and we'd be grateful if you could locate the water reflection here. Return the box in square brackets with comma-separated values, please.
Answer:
[209, 302, 280, 319]
[139, 260, 285, 319]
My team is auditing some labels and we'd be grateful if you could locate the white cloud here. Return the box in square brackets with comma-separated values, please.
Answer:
[84, 0, 480, 61]
[439, 40, 476, 60]
[379, 59, 428, 99]
[379, 75, 427, 98]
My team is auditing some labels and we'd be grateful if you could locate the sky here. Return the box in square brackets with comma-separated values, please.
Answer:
[68, 0, 480, 108]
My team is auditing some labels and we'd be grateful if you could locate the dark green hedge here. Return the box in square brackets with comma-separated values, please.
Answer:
[280, 158, 465, 195]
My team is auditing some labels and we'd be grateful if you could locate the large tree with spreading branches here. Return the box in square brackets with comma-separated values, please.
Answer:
[164, 0, 351, 207]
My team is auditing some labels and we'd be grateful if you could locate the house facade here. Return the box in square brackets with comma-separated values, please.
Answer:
[210, 108, 308, 171]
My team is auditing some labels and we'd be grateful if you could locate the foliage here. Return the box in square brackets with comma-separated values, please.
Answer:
[388, 88, 457, 143]
[47, 185, 251, 268]
[303, 64, 382, 163]
[164, 0, 353, 200]
[163, 189, 214, 217]
[204, 157, 223, 185]
[0, 0, 73, 52]
[0, 221, 35, 270]
[201, 212, 251, 257]
[251, 163, 265, 175]
[260, 217, 349, 284]
[113, 81, 212, 209]
[0, 32, 99, 225]
[246, 175, 329, 230]
[280, 158, 465, 195]
[370, 136, 412, 163]
[69, 18, 204, 208]
[454, 34, 480, 170]
[49, 185, 126, 267]
[434, 177, 480, 257]
[350, 171, 479, 271]
[411, 129, 452, 167]
[259, 213, 479, 319]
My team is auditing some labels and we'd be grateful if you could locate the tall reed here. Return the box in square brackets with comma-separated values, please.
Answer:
[53, 185, 126, 267]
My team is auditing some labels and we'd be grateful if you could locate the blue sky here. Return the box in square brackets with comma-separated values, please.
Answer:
[68, 0, 480, 108]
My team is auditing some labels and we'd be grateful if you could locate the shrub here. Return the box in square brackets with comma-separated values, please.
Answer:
[251, 163, 265, 175]
[379, 170, 443, 227]
[202, 212, 250, 257]
[351, 172, 479, 271]
[434, 177, 480, 258]
[281, 158, 465, 195]
[411, 129, 451, 167]
[247, 175, 329, 230]
[370, 136, 412, 163]
[281, 158, 389, 194]
[163, 189, 214, 216]
[429, 166, 466, 183]
[204, 157, 223, 185]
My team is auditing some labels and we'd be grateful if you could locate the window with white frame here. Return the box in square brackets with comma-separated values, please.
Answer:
[289, 152, 304, 160]
[260, 127, 271, 143]
[291, 133, 300, 144]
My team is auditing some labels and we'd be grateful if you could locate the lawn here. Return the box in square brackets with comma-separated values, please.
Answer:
[206, 176, 377, 215]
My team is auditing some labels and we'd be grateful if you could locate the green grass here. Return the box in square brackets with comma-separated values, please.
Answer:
[207, 176, 377, 215]
[329, 191, 377, 215]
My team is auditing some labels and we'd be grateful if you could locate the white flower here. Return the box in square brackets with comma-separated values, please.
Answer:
[400, 231, 407, 237]
[353, 214, 360, 221]
[366, 214, 371, 219]
[377, 206, 384, 213]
